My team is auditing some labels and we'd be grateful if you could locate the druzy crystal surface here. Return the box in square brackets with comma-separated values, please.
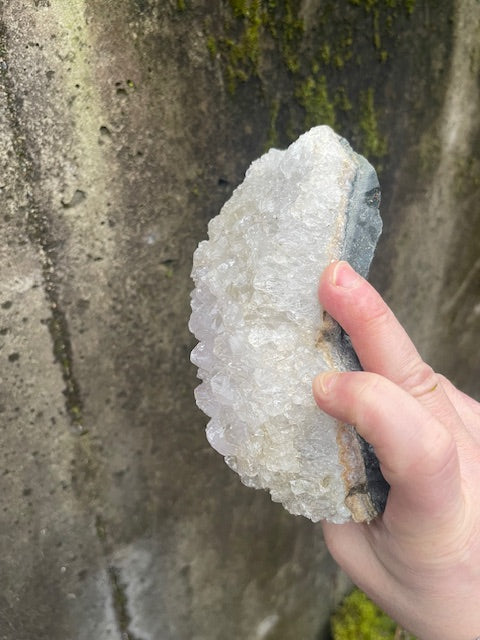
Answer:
[190, 126, 385, 523]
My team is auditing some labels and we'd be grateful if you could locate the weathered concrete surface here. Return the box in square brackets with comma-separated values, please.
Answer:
[371, 0, 480, 399]
[0, 0, 478, 639]
[0, 2, 349, 639]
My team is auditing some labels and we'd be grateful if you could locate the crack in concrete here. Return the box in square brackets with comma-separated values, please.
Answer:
[107, 566, 145, 640]
[96, 516, 145, 640]
[0, 18, 84, 434]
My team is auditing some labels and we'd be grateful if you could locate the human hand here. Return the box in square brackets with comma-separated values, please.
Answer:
[312, 261, 480, 640]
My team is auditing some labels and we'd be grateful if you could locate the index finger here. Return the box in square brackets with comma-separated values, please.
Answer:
[319, 261, 423, 382]
[318, 261, 465, 433]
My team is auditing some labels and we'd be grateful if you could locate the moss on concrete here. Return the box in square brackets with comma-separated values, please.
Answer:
[295, 71, 336, 130]
[206, 34, 217, 58]
[206, 0, 418, 161]
[345, 0, 416, 63]
[331, 589, 417, 639]
[265, 96, 280, 149]
[350, 0, 416, 11]
[208, 0, 304, 93]
[358, 87, 387, 161]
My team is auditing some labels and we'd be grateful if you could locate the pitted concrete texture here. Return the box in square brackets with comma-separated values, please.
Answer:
[0, 1, 478, 639]
[0, 3, 348, 638]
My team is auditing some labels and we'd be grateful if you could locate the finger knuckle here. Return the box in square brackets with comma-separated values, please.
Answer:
[398, 360, 439, 399]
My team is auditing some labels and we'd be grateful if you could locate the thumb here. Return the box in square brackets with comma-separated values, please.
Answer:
[313, 371, 463, 532]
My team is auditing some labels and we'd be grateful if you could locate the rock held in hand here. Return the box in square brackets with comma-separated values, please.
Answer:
[190, 126, 388, 523]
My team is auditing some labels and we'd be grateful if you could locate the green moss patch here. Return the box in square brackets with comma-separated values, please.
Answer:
[331, 589, 417, 640]
[204, 0, 417, 163]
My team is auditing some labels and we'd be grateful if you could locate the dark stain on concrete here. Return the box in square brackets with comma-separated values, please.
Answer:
[0, 18, 84, 433]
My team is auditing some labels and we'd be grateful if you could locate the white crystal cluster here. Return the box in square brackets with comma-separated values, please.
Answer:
[190, 126, 381, 523]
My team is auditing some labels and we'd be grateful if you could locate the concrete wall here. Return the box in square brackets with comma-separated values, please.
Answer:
[0, 1, 477, 638]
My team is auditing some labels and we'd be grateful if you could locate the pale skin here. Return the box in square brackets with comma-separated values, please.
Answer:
[312, 261, 480, 640]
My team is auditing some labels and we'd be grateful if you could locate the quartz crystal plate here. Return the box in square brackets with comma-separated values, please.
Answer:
[189, 126, 389, 523]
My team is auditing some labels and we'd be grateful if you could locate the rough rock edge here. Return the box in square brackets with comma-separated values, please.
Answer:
[337, 424, 382, 523]
[336, 138, 390, 522]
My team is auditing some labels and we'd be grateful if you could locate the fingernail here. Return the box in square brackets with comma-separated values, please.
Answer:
[315, 372, 338, 395]
[331, 261, 360, 289]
